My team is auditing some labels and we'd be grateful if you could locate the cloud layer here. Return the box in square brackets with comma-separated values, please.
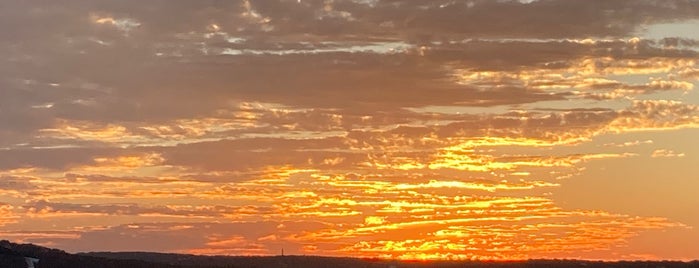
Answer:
[1, 0, 699, 260]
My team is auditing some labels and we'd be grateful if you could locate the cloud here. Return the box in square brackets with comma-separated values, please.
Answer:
[20, 221, 321, 254]
[2, 0, 699, 260]
[340, 216, 684, 260]
[0, 204, 18, 226]
[651, 149, 686, 158]
[602, 140, 654, 147]
[21, 200, 276, 220]
[0, 147, 129, 170]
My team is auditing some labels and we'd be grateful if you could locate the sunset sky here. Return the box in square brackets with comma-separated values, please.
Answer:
[1, 0, 699, 261]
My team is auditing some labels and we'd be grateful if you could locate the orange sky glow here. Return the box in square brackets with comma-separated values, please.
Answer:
[1, 0, 699, 261]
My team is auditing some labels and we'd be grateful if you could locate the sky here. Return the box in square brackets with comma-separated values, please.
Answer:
[1, 0, 699, 261]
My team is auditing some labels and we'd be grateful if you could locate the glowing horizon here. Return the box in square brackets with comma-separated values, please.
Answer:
[1, 0, 699, 261]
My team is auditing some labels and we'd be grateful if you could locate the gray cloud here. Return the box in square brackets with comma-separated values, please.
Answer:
[0, 147, 129, 170]
[31, 221, 327, 254]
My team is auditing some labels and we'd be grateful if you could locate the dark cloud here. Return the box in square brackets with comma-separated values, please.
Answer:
[1, 1, 696, 149]
[0, 176, 34, 192]
[0, 147, 129, 170]
[159, 137, 360, 171]
[2, 0, 697, 134]
[39, 221, 325, 253]
[23, 200, 275, 218]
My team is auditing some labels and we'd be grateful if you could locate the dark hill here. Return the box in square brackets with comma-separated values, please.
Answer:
[79, 251, 699, 268]
[1, 240, 698, 268]
[0, 240, 180, 268]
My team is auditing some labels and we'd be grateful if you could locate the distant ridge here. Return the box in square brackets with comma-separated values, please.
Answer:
[79, 251, 699, 268]
[0, 240, 178, 268]
[1, 240, 698, 268]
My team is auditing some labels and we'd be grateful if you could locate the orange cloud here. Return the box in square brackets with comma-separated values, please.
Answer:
[0, 204, 18, 226]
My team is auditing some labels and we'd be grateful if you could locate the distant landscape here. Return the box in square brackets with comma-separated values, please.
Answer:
[1, 240, 698, 268]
